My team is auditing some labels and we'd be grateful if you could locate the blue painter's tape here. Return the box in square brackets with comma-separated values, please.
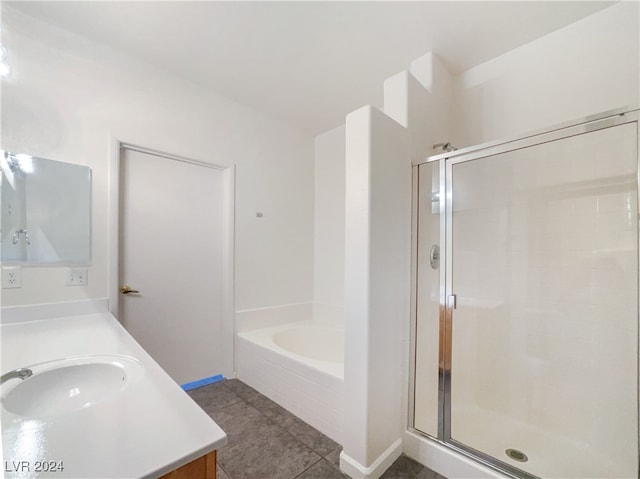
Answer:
[181, 374, 224, 391]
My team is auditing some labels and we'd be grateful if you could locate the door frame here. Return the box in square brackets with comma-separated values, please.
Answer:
[108, 137, 236, 379]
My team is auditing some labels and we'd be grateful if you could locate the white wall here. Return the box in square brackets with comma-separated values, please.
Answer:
[0, 6, 314, 311]
[385, 53, 453, 158]
[313, 125, 345, 319]
[453, 1, 639, 147]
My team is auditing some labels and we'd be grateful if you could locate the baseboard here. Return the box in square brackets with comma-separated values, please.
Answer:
[340, 439, 403, 479]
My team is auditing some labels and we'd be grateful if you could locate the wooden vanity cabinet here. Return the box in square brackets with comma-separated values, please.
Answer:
[159, 450, 216, 479]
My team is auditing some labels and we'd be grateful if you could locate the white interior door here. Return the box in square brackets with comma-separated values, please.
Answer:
[119, 147, 226, 385]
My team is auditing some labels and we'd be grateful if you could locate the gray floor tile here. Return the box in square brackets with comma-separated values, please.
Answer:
[380, 454, 425, 479]
[186, 380, 442, 479]
[216, 464, 230, 479]
[247, 393, 297, 423]
[224, 378, 262, 401]
[325, 447, 342, 469]
[281, 415, 339, 457]
[415, 467, 446, 479]
[187, 381, 242, 411]
[208, 401, 275, 450]
[218, 423, 321, 479]
[247, 394, 339, 457]
[295, 459, 349, 479]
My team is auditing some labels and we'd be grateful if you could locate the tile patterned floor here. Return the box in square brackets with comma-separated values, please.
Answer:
[186, 379, 445, 479]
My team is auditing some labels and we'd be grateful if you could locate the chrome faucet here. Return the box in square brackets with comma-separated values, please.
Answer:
[1, 368, 33, 384]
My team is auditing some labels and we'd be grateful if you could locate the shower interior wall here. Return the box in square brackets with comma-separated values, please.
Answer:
[402, 3, 640, 479]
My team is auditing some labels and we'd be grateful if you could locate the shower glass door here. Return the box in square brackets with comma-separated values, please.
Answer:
[413, 111, 639, 479]
[413, 160, 443, 438]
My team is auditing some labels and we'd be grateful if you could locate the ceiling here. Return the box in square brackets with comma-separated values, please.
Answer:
[6, 1, 614, 135]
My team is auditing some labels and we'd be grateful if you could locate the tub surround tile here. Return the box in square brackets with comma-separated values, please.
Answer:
[235, 303, 314, 333]
[295, 459, 350, 479]
[236, 322, 344, 441]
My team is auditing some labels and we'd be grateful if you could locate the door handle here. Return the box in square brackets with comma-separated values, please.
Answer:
[120, 285, 140, 295]
[447, 294, 457, 309]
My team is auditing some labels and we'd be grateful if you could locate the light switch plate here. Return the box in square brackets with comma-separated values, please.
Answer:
[2, 266, 22, 289]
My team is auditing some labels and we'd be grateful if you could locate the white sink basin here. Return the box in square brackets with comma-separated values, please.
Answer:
[1, 356, 143, 418]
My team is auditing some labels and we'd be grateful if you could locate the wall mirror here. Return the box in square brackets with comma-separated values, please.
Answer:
[0, 150, 91, 265]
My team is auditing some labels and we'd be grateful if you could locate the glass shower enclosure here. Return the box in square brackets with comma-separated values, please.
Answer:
[411, 109, 639, 479]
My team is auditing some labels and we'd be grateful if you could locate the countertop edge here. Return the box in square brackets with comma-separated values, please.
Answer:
[2, 311, 228, 479]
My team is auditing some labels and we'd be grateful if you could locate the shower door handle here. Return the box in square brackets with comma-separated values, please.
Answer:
[447, 294, 457, 310]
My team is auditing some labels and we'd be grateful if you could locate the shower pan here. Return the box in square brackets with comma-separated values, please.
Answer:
[410, 108, 639, 479]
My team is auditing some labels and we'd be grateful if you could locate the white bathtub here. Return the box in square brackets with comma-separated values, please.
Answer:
[236, 319, 344, 443]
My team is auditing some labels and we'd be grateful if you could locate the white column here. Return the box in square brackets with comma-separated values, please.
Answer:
[341, 105, 411, 478]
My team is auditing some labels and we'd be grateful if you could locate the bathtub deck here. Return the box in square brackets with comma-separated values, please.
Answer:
[187, 378, 445, 479]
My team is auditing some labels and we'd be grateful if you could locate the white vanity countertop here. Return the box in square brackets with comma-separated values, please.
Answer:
[1, 312, 227, 478]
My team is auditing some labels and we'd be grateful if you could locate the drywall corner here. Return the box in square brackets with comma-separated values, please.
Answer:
[384, 71, 411, 128]
[410, 52, 452, 97]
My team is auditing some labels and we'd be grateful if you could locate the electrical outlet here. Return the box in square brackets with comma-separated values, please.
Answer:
[65, 268, 88, 286]
[2, 266, 22, 289]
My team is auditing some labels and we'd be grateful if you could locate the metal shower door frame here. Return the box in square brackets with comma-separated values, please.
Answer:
[409, 107, 640, 479]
